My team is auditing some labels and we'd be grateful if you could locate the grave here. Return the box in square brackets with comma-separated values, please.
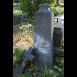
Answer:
[18, 3, 64, 75]
[18, 47, 36, 75]
[54, 15, 64, 47]
[34, 3, 54, 68]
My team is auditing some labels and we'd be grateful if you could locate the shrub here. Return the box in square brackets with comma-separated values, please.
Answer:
[23, 65, 61, 77]
[13, 48, 25, 63]
[13, 6, 22, 25]
[20, 59, 64, 77]
[19, 0, 56, 16]
[19, 74, 25, 77]
[19, 24, 33, 38]
[50, 7, 60, 16]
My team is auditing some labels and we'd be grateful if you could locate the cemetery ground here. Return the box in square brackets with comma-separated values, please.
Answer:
[13, 4, 64, 77]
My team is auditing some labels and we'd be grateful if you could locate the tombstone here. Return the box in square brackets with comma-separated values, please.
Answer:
[54, 15, 64, 47]
[18, 47, 35, 75]
[34, 3, 54, 68]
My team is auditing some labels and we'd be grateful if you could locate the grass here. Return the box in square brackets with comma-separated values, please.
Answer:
[13, 51, 64, 77]
[13, 24, 34, 50]
[13, 35, 21, 44]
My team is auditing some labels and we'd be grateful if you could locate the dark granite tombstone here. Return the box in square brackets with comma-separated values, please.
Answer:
[34, 3, 54, 68]
[54, 15, 64, 47]
[54, 27, 63, 47]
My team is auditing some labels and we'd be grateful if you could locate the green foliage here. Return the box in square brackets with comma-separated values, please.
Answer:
[13, 6, 23, 25]
[19, 0, 56, 16]
[13, 48, 25, 63]
[19, 0, 36, 16]
[19, 24, 33, 38]
[54, 6, 64, 15]
[13, 36, 20, 44]
[38, 0, 56, 4]
[13, 6, 22, 16]
[19, 74, 25, 77]
[50, 7, 60, 16]
[27, 16, 34, 20]
[54, 60, 64, 76]
[50, 0, 56, 7]
[19, 24, 32, 30]
[20, 60, 64, 77]
[14, 58, 64, 77]
[23, 65, 60, 77]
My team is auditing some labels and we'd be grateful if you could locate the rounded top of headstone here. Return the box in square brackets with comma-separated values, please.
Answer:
[36, 3, 51, 13]
[39, 3, 50, 8]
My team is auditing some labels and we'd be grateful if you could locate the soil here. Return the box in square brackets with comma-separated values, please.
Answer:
[13, 22, 34, 49]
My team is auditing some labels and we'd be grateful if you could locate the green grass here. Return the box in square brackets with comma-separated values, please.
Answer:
[18, 60, 64, 77]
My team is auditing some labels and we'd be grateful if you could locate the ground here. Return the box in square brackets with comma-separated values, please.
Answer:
[13, 21, 34, 77]
[13, 23, 34, 49]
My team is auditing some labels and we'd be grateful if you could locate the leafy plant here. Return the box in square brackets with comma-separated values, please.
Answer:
[13, 5, 24, 25]
[19, 24, 33, 39]
[13, 48, 25, 63]
[13, 6, 22, 15]
[19, 0, 56, 16]
[13, 36, 20, 44]
[27, 16, 34, 20]
[54, 60, 64, 76]
[22, 64, 60, 77]
[50, 7, 60, 16]
[19, 74, 25, 77]
[16, 59, 64, 77]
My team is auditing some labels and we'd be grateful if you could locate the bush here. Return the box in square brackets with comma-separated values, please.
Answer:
[13, 48, 25, 63]
[18, 59, 64, 77]
[13, 6, 22, 25]
[20, 59, 64, 77]
[19, 0, 56, 16]
[19, 24, 33, 38]
[50, 7, 60, 16]
[19, 74, 25, 77]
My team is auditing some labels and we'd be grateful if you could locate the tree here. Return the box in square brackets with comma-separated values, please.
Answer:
[19, 0, 56, 16]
